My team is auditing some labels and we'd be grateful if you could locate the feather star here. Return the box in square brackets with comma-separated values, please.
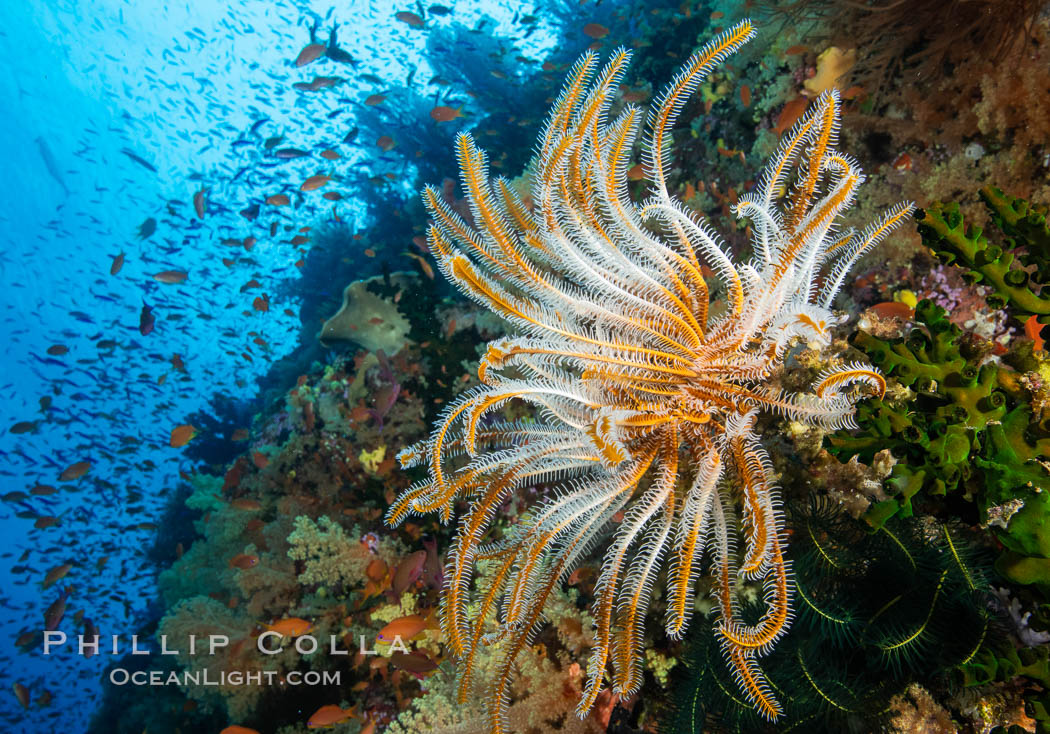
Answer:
[386, 18, 914, 728]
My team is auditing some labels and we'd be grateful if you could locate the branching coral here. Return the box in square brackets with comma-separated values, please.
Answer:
[385, 19, 913, 727]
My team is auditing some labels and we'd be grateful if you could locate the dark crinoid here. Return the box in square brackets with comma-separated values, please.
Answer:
[661, 498, 994, 733]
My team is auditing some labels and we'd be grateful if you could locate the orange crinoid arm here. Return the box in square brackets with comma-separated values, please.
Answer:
[386, 18, 913, 731]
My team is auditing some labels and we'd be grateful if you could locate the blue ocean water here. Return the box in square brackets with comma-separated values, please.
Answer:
[0, 1, 564, 729]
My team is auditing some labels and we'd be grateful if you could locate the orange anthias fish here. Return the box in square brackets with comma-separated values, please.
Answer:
[364, 93, 386, 106]
[59, 461, 91, 481]
[868, 301, 914, 320]
[264, 617, 312, 638]
[430, 105, 463, 122]
[390, 650, 439, 677]
[583, 22, 609, 39]
[154, 270, 188, 284]
[307, 704, 356, 728]
[170, 424, 197, 448]
[12, 682, 29, 710]
[620, 87, 648, 103]
[193, 187, 207, 219]
[376, 613, 428, 646]
[294, 43, 326, 67]
[774, 97, 809, 136]
[221, 726, 262, 734]
[391, 550, 427, 595]
[229, 553, 259, 570]
[365, 558, 388, 582]
[376, 135, 396, 152]
[266, 193, 290, 206]
[44, 587, 70, 631]
[395, 11, 424, 27]
[301, 174, 332, 192]
[42, 563, 72, 590]
[403, 252, 434, 279]
[292, 76, 343, 92]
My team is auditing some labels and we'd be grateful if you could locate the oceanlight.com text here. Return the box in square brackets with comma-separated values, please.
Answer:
[109, 669, 341, 687]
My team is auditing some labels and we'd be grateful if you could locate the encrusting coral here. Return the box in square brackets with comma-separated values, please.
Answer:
[920, 186, 1050, 324]
[385, 18, 913, 727]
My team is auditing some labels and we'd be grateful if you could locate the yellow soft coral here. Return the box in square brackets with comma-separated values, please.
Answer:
[359, 445, 385, 475]
[804, 46, 856, 97]
[287, 515, 401, 589]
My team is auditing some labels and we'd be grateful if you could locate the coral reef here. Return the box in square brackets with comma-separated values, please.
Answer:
[386, 562, 606, 734]
[827, 298, 1008, 525]
[819, 190, 1050, 734]
[133, 255, 619, 733]
[119, 3, 1050, 733]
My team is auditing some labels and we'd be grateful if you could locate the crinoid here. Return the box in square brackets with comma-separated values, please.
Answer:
[386, 18, 914, 729]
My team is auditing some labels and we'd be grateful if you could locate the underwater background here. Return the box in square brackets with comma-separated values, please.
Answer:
[2, 0, 1050, 732]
